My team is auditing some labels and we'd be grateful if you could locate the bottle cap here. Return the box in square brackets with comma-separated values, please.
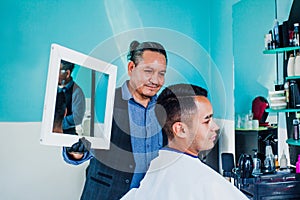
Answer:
[293, 119, 299, 125]
[252, 149, 258, 157]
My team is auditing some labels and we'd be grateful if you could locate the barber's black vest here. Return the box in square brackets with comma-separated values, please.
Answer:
[80, 88, 168, 200]
[63, 82, 76, 135]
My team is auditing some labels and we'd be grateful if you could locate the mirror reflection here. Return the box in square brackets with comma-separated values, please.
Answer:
[56, 60, 86, 135]
[52, 60, 109, 138]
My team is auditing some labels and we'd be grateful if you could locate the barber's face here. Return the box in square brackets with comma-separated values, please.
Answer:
[128, 50, 167, 98]
[187, 96, 219, 154]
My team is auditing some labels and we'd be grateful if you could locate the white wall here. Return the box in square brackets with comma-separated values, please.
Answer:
[0, 121, 235, 199]
[216, 119, 236, 172]
[0, 122, 88, 200]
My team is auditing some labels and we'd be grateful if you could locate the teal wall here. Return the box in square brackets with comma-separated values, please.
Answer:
[233, 0, 275, 116]
[1, 0, 229, 122]
[1, 1, 113, 121]
[210, 0, 239, 120]
[4, 0, 291, 122]
[233, 0, 293, 115]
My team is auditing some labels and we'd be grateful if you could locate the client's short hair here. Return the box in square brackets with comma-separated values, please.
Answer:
[155, 83, 208, 139]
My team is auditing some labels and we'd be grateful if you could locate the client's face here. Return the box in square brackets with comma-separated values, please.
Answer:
[187, 96, 219, 154]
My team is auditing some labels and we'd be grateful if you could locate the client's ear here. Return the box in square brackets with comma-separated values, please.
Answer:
[172, 122, 188, 138]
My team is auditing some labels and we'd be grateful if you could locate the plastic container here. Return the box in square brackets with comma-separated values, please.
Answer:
[264, 142, 275, 172]
[293, 23, 299, 46]
[293, 119, 299, 140]
[289, 80, 300, 108]
[284, 82, 289, 108]
[287, 55, 295, 76]
[269, 90, 285, 97]
[269, 96, 286, 104]
[294, 53, 300, 75]
[252, 149, 261, 174]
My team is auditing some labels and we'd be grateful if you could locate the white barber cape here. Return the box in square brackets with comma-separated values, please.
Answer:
[121, 148, 248, 200]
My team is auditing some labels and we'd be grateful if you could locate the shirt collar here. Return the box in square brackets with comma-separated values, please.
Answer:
[161, 147, 199, 159]
[121, 81, 132, 101]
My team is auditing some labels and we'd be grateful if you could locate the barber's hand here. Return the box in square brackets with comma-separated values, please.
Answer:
[66, 137, 91, 160]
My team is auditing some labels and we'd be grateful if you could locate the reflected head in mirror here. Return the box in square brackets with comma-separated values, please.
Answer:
[127, 41, 168, 106]
[59, 60, 75, 87]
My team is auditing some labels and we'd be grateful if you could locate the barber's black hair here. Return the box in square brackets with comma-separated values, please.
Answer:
[127, 40, 168, 65]
[61, 60, 75, 72]
[155, 83, 208, 139]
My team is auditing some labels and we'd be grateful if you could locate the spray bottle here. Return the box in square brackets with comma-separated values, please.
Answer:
[264, 140, 275, 172]
[280, 150, 287, 169]
[252, 149, 261, 174]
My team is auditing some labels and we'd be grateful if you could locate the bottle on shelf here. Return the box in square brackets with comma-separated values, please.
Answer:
[287, 53, 295, 76]
[264, 33, 272, 50]
[296, 154, 300, 173]
[293, 118, 300, 140]
[269, 30, 275, 49]
[289, 80, 300, 108]
[284, 81, 289, 108]
[293, 23, 299, 47]
[289, 29, 294, 46]
[274, 155, 279, 170]
[273, 19, 280, 48]
[280, 150, 287, 169]
[295, 52, 300, 75]
[264, 141, 275, 172]
[247, 110, 253, 129]
[252, 149, 261, 174]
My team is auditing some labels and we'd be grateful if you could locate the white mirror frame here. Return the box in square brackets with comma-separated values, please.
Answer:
[40, 43, 117, 149]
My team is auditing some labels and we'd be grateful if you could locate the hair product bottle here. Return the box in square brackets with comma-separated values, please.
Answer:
[296, 154, 300, 173]
[293, 23, 299, 46]
[264, 141, 275, 172]
[280, 150, 287, 169]
[252, 149, 261, 174]
[293, 119, 299, 140]
[273, 19, 280, 48]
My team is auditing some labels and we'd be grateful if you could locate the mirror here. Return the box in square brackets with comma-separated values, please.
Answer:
[41, 43, 117, 149]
